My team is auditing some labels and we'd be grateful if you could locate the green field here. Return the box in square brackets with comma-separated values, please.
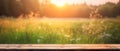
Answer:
[0, 18, 120, 44]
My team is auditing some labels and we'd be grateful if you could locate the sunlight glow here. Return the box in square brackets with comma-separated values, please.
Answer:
[39, 0, 119, 6]
[46, 0, 119, 6]
[51, 0, 66, 7]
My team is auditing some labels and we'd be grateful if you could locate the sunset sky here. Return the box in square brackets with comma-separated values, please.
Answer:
[49, 0, 119, 5]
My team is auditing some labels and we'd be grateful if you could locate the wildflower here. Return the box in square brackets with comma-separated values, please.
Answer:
[38, 26, 41, 29]
[100, 33, 111, 38]
[104, 34, 111, 37]
[37, 39, 41, 43]
[76, 38, 81, 41]
[64, 34, 70, 38]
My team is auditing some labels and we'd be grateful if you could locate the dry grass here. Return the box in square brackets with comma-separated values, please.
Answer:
[0, 17, 120, 44]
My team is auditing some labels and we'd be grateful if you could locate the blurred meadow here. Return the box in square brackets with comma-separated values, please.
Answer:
[0, 18, 120, 44]
[0, 0, 120, 44]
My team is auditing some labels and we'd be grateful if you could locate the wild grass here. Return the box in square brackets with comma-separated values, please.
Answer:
[0, 18, 120, 44]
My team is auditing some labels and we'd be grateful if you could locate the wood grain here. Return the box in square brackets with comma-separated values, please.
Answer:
[0, 44, 120, 49]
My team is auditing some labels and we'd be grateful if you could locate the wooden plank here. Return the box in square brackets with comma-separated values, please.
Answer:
[0, 44, 120, 49]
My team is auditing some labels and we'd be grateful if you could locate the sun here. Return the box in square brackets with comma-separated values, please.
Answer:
[51, 0, 66, 7]
[55, 2, 65, 7]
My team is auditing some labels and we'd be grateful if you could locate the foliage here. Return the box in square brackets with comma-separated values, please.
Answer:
[97, 2, 120, 17]
[0, 0, 40, 17]
[0, 0, 120, 18]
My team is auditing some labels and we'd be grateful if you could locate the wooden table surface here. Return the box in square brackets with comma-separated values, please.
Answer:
[0, 44, 120, 49]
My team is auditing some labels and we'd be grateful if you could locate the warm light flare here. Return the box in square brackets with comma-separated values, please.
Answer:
[39, 0, 119, 6]
[51, 0, 66, 7]
[55, 2, 65, 7]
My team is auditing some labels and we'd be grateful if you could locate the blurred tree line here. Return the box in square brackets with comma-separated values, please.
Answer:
[0, 0, 120, 18]
[0, 0, 40, 17]
[97, 1, 120, 18]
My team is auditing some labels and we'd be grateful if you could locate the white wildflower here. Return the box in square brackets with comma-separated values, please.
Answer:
[37, 39, 40, 43]
[104, 34, 111, 37]
[100, 33, 111, 38]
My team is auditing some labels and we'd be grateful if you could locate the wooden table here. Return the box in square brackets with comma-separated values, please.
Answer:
[0, 44, 120, 49]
